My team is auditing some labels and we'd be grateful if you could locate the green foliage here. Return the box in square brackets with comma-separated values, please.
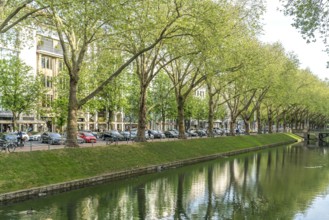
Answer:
[0, 0, 41, 34]
[52, 96, 68, 131]
[0, 57, 44, 129]
[281, 0, 325, 43]
[150, 72, 177, 120]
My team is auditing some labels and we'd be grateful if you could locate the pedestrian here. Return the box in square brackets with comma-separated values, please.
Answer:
[18, 131, 23, 145]
[148, 130, 151, 138]
[236, 128, 239, 135]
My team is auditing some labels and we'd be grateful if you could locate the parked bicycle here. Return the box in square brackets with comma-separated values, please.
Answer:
[0, 134, 21, 153]
[0, 140, 17, 152]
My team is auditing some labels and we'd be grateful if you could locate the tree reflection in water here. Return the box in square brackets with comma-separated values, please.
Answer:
[2, 144, 329, 219]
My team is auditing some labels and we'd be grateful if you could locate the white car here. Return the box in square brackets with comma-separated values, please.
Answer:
[29, 133, 42, 141]
[10, 132, 30, 141]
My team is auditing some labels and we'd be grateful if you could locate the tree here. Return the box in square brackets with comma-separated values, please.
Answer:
[281, 1, 329, 44]
[0, 57, 43, 131]
[0, 0, 47, 34]
[119, 0, 202, 142]
[96, 76, 127, 131]
[46, 0, 184, 147]
[164, 54, 207, 139]
[150, 72, 176, 131]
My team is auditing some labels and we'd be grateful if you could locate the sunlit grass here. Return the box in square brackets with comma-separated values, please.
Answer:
[0, 133, 297, 194]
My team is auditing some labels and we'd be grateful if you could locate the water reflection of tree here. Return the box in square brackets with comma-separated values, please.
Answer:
[137, 184, 146, 219]
[174, 174, 189, 219]
[205, 165, 213, 219]
[6, 146, 329, 219]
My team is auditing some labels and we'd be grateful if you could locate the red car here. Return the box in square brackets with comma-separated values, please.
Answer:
[78, 132, 97, 143]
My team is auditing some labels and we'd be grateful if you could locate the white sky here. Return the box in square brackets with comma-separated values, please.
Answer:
[259, 0, 329, 80]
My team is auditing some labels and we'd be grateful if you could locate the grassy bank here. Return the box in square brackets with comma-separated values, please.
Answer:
[0, 133, 298, 194]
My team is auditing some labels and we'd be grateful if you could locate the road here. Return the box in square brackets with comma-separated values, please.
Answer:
[11, 136, 201, 152]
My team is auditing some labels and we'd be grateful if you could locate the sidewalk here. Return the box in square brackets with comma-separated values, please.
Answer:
[13, 136, 205, 152]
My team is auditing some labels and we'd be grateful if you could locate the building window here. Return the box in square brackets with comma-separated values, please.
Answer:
[46, 76, 52, 88]
[41, 55, 52, 69]
[41, 75, 52, 88]
[42, 94, 53, 107]
[195, 90, 205, 98]
[58, 59, 64, 71]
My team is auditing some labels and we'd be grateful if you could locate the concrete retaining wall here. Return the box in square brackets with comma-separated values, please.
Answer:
[0, 140, 296, 204]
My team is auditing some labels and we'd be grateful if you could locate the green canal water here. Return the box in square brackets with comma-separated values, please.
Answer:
[1, 143, 329, 219]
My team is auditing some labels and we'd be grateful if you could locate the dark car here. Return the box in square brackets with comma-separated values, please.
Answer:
[120, 131, 135, 141]
[157, 130, 166, 138]
[102, 130, 125, 141]
[196, 129, 207, 137]
[148, 130, 163, 139]
[213, 128, 224, 136]
[164, 130, 178, 138]
[41, 132, 63, 145]
[1, 134, 18, 143]
[62, 133, 85, 144]
[187, 130, 198, 137]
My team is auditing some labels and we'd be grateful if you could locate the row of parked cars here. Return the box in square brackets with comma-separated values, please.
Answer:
[4, 127, 239, 145]
[100, 129, 166, 141]
[27, 130, 98, 145]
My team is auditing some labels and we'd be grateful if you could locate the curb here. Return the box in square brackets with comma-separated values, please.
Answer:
[0, 140, 297, 204]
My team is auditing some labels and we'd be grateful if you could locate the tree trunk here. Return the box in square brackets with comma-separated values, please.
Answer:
[107, 110, 113, 130]
[256, 106, 262, 134]
[136, 83, 147, 142]
[161, 107, 166, 132]
[66, 78, 79, 147]
[11, 112, 17, 132]
[268, 108, 273, 133]
[275, 118, 280, 132]
[207, 95, 215, 137]
[243, 118, 250, 135]
[177, 96, 186, 139]
[229, 119, 236, 136]
[283, 112, 287, 132]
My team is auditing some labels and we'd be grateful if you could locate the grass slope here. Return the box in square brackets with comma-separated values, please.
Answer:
[0, 133, 298, 194]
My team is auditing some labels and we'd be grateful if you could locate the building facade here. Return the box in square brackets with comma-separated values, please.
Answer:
[0, 28, 126, 133]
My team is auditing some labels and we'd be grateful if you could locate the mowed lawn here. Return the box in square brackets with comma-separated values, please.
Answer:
[0, 133, 299, 194]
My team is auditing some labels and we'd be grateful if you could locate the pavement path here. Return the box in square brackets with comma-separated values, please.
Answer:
[10, 136, 210, 152]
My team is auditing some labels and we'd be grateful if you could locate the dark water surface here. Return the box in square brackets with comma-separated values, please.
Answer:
[1, 144, 329, 219]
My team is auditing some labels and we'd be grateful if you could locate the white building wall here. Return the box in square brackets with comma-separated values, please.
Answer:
[19, 29, 37, 77]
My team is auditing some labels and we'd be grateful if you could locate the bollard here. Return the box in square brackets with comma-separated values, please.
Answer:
[30, 141, 32, 152]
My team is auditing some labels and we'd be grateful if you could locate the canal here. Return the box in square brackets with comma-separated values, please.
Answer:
[1, 143, 329, 219]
